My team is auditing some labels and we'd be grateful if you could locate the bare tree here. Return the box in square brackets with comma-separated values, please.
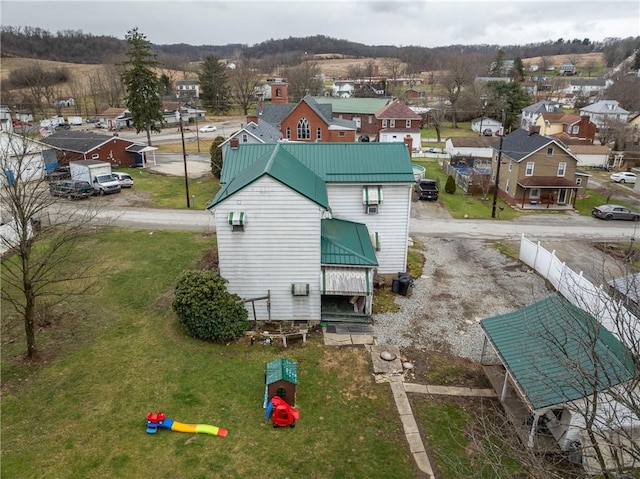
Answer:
[599, 117, 630, 150]
[346, 64, 364, 80]
[424, 103, 448, 143]
[283, 61, 324, 102]
[471, 166, 493, 200]
[0, 133, 103, 360]
[228, 54, 262, 115]
[539, 56, 552, 73]
[441, 54, 474, 128]
[383, 57, 404, 95]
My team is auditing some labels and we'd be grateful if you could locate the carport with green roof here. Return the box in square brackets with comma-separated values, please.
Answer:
[480, 295, 635, 450]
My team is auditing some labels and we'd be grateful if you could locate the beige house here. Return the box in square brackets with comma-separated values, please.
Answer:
[493, 128, 589, 209]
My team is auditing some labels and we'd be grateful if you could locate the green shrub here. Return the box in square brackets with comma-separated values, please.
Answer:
[445, 175, 457, 194]
[172, 270, 249, 341]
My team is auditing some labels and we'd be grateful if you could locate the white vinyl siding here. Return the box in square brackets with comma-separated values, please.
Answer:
[327, 183, 411, 274]
[215, 176, 322, 321]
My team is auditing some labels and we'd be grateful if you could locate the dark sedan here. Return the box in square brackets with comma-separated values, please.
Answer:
[592, 204, 640, 221]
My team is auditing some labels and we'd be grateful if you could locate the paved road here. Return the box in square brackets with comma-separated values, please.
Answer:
[90, 206, 639, 242]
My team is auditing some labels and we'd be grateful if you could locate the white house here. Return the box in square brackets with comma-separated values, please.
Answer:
[332, 80, 356, 98]
[445, 136, 495, 160]
[580, 100, 630, 129]
[471, 117, 503, 135]
[175, 80, 199, 99]
[207, 142, 415, 323]
[0, 107, 13, 132]
[0, 131, 49, 187]
[567, 144, 611, 168]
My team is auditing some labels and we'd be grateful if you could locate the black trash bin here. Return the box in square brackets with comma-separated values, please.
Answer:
[391, 276, 400, 293]
[398, 276, 411, 296]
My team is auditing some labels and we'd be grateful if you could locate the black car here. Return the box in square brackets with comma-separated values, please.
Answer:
[415, 179, 439, 201]
[49, 180, 93, 200]
[54, 123, 71, 131]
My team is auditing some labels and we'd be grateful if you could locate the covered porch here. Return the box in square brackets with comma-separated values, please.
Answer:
[516, 176, 581, 210]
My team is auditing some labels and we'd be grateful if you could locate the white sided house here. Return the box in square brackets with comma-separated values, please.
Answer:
[207, 142, 415, 323]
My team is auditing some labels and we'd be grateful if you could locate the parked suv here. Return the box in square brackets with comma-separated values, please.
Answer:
[112, 172, 134, 188]
[49, 180, 93, 200]
[415, 179, 439, 201]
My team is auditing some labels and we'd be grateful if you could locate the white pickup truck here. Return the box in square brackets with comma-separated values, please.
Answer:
[69, 160, 121, 196]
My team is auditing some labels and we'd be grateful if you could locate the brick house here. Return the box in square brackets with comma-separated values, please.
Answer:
[375, 99, 422, 149]
[258, 95, 357, 143]
[40, 131, 156, 168]
[311, 97, 391, 137]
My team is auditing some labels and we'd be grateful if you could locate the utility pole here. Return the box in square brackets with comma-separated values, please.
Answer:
[177, 110, 191, 208]
[491, 110, 506, 219]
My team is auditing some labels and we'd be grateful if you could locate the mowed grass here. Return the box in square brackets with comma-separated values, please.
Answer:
[413, 159, 520, 220]
[113, 169, 221, 209]
[421, 122, 473, 139]
[1, 228, 413, 479]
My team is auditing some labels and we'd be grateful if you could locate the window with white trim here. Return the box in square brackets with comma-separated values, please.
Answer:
[576, 177, 583, 186]
[529, 188, 541, 199]
[525, 162, 534, 176]
[505, 179, 510, 194]
[390, 119, 396, 128]
[242, 133, 248, 143]
[508, 160, 513, 172]
[546, 146, 554, 156]
[382, 119, 387, 128]
[405, 119, 411, 128]
[339, 131, 345, 137]
[297, 118, 310, 140]
[572, 125, 579, 134]
[557, 162, 567, 177]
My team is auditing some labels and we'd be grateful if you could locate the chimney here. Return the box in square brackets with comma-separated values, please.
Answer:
[247, 115, 258, 125]
[528, 125, 541, 136]
[373, 65, 379, 77]
[230, 137, 239, 149]
[404, 134, 413, 153]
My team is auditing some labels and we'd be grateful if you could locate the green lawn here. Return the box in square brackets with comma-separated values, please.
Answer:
[413, 159, 520, 220]
[575, 188, 638, 216]
[421, 121, 473, 140]
[1, 229, 413, 479]
[113, 168, 221, 210]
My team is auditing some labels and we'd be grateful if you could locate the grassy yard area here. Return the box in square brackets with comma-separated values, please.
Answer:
[412, 159, 521, 220]
[574, 188, 638, 216]
[421, 121, 473, 139]
[154, 139, 217, 155]
[112, 168, 220, 210]
[1, 229, 413, 479]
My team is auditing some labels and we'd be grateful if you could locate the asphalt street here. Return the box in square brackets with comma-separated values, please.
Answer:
[88, 206, 639, 242]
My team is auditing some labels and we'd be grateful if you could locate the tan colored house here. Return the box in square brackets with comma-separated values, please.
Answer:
[493, 128, 589, 209]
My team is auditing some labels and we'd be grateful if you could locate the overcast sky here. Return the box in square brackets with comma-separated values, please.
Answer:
[2, 0, 639, 48]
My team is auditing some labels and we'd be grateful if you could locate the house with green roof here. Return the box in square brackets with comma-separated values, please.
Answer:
[480, 296, 638, 472]
[207, 142, 414, 323]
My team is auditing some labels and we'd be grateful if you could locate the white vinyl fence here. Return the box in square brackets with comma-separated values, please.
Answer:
[519, 234, 640, 347]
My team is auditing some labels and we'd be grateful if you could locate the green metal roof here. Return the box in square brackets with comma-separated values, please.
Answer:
[311, 96, 391, 114]
[321, 218, 378, 266]
[265, 358, 297, 385]
[481, 296, 635, 412]
[219, 142, 415, 186]
[208, 144, 329, 208]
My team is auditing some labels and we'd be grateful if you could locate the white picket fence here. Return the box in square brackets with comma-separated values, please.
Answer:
[519, 234, 639, 347]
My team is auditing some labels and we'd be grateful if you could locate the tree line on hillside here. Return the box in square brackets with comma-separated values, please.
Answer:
[2, 25, 638, 72]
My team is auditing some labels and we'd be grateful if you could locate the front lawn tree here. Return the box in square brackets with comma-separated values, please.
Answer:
[172, 270, 249, 342]
[228, 53, 262, 115]
[120, 27, 163, 146]
[1, 134, 101, 360]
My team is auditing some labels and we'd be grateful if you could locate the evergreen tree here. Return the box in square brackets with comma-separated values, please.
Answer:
[511, 57, 525, 82]
[490, 49, 506, 76]
[199, 55, 231, 115]
[120, 27, 163, 146]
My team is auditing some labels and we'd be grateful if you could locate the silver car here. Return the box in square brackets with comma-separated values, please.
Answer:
[112, 172, 134, 188]
[592, 204, 640, 221]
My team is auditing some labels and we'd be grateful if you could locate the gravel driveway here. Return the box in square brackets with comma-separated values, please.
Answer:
[373, 237, 553, 362]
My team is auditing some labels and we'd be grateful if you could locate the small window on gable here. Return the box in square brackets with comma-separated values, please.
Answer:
[382, 119, 387, 128]
[91, 153, 99, 159]
[525, 162, 534, 176]
[557, 162, 567, 177]
[228, 212, 245, 232]
[317, 127, 322, 140]
[406, 119, 411, 128]
[546, 146, 554, 156]
[242, 133, 248, 143]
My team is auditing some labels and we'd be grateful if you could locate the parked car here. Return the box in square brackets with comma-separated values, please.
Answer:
[415, 179, 439, 201]
[54, 123, 71, 131]
[592, 204, 640, 221]
[482, 129, 493, 136]
[49, 180, 93, 200]
[198, 125, 217, 133]
[610, 172, 636, 184]
[112, 172, 134, 188]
